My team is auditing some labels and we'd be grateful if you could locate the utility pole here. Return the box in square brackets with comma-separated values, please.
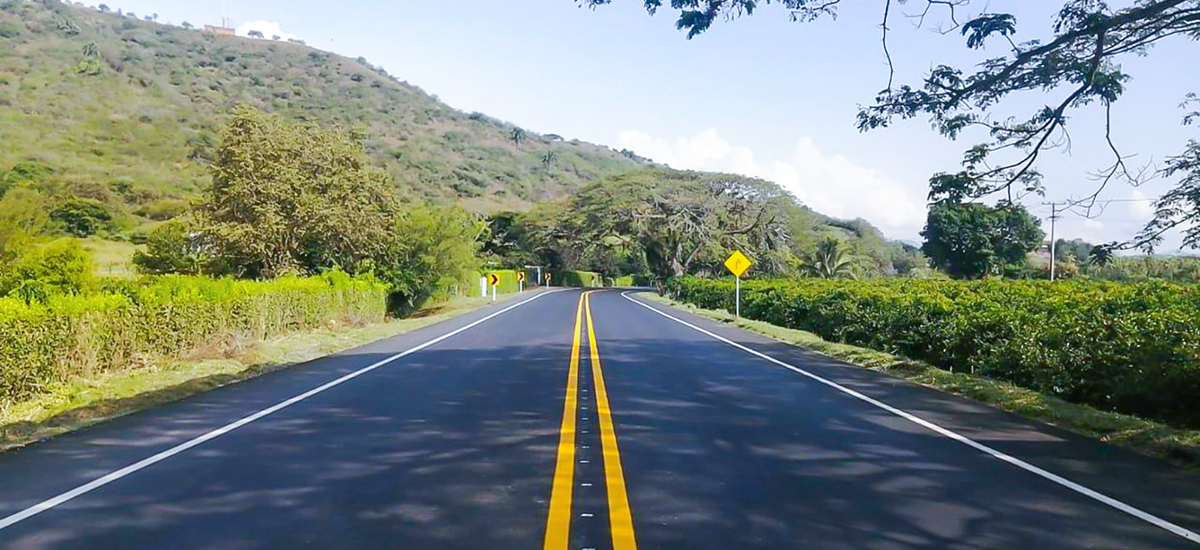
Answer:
[1043, 202, 1065, 282]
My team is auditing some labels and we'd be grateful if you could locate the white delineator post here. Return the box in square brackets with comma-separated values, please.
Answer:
[735, 275, 741, 318]
[491, 282, 496, 302]
[480, 276, 487, 297]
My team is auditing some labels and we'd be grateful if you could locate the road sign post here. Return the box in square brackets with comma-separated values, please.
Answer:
[723, 250, 753, 318]
[517, 271, 526, 292]
[486, 273, 500, 302]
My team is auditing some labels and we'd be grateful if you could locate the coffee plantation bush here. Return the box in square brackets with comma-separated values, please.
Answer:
[667, 277, 1200, 428]
[0, 271, 386, 403]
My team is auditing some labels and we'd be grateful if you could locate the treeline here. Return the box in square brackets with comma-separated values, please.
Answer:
[482, 170, 918, 282]
[668, 277, 1200, 429]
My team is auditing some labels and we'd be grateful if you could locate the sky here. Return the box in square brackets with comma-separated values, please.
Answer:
[89, 1, 1199, 250]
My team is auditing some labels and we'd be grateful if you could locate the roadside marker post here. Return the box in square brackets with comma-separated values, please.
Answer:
[517, 271, 526, 292]
[724, 250, 753, 318]
[487, 273, 500, 302]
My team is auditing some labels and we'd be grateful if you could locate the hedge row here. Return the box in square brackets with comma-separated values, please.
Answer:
[0, 272, 387, 403]
[555, 270, 604, 288]
[666, 277, 1200, 428]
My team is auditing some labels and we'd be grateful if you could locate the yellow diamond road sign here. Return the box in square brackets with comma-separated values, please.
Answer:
[725, 250, 753, 277]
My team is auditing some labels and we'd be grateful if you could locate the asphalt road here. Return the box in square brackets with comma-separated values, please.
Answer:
[1, 288, 1199, 549]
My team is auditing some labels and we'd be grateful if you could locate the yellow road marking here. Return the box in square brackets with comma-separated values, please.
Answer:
[584, 291, 639, 550]
[542, 293, 586, 550]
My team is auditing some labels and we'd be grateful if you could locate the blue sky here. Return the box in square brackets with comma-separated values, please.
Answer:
[94, 1, 1199, 249]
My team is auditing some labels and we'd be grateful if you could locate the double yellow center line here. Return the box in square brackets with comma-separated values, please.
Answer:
[543, 291, 638, 550]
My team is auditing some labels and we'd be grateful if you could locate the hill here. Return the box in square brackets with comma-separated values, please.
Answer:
[0, 0, 646, 214]
[0, 0, 915, 276]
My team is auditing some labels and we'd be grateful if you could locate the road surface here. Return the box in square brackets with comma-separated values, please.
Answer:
[1, 289, 1199, 549]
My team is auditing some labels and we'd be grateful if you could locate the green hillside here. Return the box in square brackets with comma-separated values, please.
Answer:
[0, 0, 645, 214]
[0, 0, 915, 277]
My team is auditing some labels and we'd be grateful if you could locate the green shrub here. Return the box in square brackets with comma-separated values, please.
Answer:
[555, 270, 603, 288]
[133, 220, 204, 275]
[0, 21, 20, 39]
[1, 239, 92, 298]
[667, 277, 1200, 428]
[1, 161, 52, 195]
[0, 272, 386, 403]
[50, 198, 115, 237]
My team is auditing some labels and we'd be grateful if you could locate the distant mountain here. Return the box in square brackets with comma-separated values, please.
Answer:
[0, 0, 645, 213]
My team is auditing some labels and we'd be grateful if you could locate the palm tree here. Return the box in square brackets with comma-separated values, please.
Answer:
[509, 127, 526, 149]
[1088, 245, 1114, 267]
[541, 150, 558, 172]
[801, 238, 857, 279]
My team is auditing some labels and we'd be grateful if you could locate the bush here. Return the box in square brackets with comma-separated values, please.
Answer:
[133, 220, 204, 275]
[1, 239, 92, 298]
[0, 21, 20, 39]
[555, 270, 603, 288]
[0, 272, 386, 403]
[667, 277, 1200, 428]
[50, 198, 115, 237]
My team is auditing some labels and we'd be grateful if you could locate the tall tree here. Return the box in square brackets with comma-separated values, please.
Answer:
[921, 201, 1045, 278]
[584, 0, 1200, 250]
[197, 105, 396, 278]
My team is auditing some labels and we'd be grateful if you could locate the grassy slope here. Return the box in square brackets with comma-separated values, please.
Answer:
[0, 1, 643, 213]
[0, 291, 525, 451]
[641, 293, 1200, 470]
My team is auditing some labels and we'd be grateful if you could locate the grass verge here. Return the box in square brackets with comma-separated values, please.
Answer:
[0, 292, 528, 452]
[641, 292, 1200, 470]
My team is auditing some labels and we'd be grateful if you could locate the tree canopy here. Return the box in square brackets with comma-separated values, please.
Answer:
[490, 169, 807, 278]
[585, 0, 1200, 251]
[197, 105, 396, 279]
[921, 201, 1045, 278]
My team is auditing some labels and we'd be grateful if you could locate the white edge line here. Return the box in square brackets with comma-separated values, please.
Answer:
[619, 291, 1200, 545]
[0, 289, 564, 531]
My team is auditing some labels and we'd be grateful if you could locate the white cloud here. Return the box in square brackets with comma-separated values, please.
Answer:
[617, 129, 927, 240]
[1127, 189, 1156, 220]
[236, 20, 299, 41]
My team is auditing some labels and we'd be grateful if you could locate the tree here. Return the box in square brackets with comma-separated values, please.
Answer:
[181, 21, 193, 29]
[542, 150, 559, 172]
[1089, 245, 1115, 267]
[0, 239, 92, 299]
[76, 41, 102, 76]
[521, 169, 798, 278]
[272, 35, 282, 41]
[132, 220, 205, 275]
[195, 105, 396, 278]
[247, 30, 264, 39]
[0, 189, 48, 265]
[373, 205, 483, 312]
[921, 201, 1044, 278]
[509, 127, 526, 149]
[50, 198, 113, 237]
[588, 1, 1200, 250]
[97, 4, 110, 12]
[800, 238, 856, 279]
[1054, 238, 1093, 264]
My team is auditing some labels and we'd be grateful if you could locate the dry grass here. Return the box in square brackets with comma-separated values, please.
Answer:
[641, 293, 1200, 470]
